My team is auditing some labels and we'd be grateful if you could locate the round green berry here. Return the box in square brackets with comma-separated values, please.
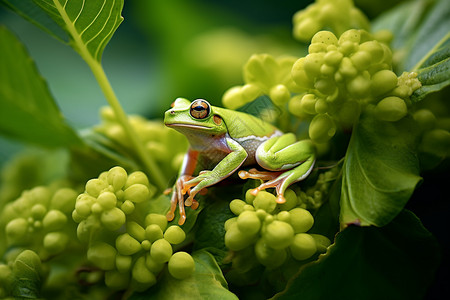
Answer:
[413, 109, 436, 131]
[347, 74, 371, 98]
[6, 218, 28, 243]
[289, 208, 314, 233]
[290, 233, 317, 261]
[116, 254, 132, 273]
[370, 70, 398, 96]
[87, 242, 117, 270]
[263, 220, 294, 250]
[97, 192, 117, 210]
[225, 223, 254, 251]
[276, 211, 291, 223]
[253, 191, 277, 213]
[116, 233, 142, 256]
[309, 114, 336, 143]
[164, 226, 186, 244]
[101, 207, 126, 230]
[300, 94, 317, 115]
[132, 256, 156, 285]
[278, 189, 298, 211]
[254, 238, 287, 268]
[168, 252, 195, 280]
[146, 224, 164, 242]
[151, 239, 173, 263]
[292, 58, 314, 90]
[31, 204, 47, 219]
[145, 213, 167, 231]
[42, 210, 67, 231]
[85, 179, 108, 198]
[359, 41, 384, 63]
[303, 53, 325, 78]
[127, 221, 146, 242]
[43, 232, 68, 254]
[310, 234, 331, 253]
[311, 31, 338, 46]
[124, 184, 150, 203]
[237, 210, 261, 236]
[125, 171, 150, 189]
[121, 200, 135, 214]
[145, 253, 165, 273]
[270, 84, 291, 105]
[50, 188, 78, 214]
[375, 96, 407, 122]
[107, 167, 128, 191]
[230, 199, 247, 215]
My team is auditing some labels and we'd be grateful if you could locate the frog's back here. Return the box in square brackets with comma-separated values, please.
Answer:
[213, 107, 279, 139]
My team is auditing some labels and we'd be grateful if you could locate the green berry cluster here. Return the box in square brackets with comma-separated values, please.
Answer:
[95, 107, 188, 177]
[87, 216, 194, 291]
[73, 166, 156, 241]
[295, 166, 339, 210]
[73, 166, 195, 291]
[0, 185, 78, 259]
[289, 29, 421, 142]
[222, 54, 299, 109]
[292, 0, 370, 42]
[414, 109, 450, 158]
[225, 189, 330, 269]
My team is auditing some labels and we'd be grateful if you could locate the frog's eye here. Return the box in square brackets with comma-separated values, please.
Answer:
[190, 99, 210, 119]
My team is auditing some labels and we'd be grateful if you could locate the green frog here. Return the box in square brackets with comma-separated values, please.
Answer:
[164, 98, 315, 225]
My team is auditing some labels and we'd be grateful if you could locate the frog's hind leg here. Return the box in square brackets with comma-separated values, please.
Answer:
[239, 134, 316, 203]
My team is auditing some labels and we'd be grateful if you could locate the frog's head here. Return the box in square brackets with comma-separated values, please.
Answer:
[164, 98, 227, 136]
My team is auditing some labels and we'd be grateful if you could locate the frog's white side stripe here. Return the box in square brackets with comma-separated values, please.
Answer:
[233, 130, 283, 143]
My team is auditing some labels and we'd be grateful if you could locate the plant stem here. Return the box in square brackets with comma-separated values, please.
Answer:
[87, 61, 167, 190]
[52, 0, 167, 190]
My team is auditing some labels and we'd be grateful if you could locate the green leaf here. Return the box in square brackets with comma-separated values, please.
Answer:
[274, 210, 441, 300]
[411, 34, 450, 102]
[131, 250, 238, 300]
[32, 0, 123, 62]
[0, 0, 67, 42]
[372, 0, 449, 73]
[340, 112, 422, 226]
[0, 26, 81, 147]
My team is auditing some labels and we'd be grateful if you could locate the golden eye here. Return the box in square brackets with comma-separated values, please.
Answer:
[190, 99, 210, 119]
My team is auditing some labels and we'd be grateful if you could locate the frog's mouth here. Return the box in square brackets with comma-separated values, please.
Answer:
[165, 123, 211, 130]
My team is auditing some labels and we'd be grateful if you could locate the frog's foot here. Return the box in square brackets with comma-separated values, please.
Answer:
[238, 168, 283, 181]
[167, 175, 194, 225]
[239, 168, 296, 204]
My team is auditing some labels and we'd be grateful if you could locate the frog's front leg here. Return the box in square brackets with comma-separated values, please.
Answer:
[183, 138, 248, 206]
[239, 133, 315, 203]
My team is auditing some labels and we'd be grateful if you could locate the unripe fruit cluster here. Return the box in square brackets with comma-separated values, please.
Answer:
[86, 213, 194, 291]
[292, 0, 370, 42]
[289, 29, 420, 143]
[414, 109, 450, 158]
[73, 166, 155, 242]
[225, 189, 330, 269]
[74, 167, 194, 291]
[1, 185, 78, 258]
[95, 107, 188, 176]
[222, 54, 298, 109]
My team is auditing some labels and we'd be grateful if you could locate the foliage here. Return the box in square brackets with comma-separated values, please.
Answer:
[0, 0, 448, 299]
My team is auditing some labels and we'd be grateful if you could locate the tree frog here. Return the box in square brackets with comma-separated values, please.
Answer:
[164, 98, 316, 225]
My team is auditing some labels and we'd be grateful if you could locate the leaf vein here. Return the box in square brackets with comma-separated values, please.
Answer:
[80, 0, 107, 37]
[73, 0, 85, 25]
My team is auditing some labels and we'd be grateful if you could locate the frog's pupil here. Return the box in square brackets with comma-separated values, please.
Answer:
[190, 100, 210, 119]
